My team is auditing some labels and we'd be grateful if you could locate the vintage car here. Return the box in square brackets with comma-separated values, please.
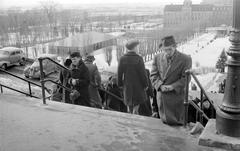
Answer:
[24, 54, 59, 79]
[0, 47, 26, 70]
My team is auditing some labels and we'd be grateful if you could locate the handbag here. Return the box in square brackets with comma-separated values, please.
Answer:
[70, 89, 80, 102]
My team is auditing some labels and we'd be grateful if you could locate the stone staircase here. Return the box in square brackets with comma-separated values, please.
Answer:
[0, 94, 225, 151]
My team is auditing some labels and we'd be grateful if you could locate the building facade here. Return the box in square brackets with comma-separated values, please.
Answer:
[164, 0, 232, 29]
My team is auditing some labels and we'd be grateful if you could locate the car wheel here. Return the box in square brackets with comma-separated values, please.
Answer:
[1, 64, 7, 70]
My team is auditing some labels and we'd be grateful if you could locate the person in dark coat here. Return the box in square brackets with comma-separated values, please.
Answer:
[84, 55, 102, 108]
[69, 52, 90, 107]
[117, 39, 148, 114]
[151, 36, 192, 125]
[138, 69, 153, 116]
[105, 75, 127, 112]
[59, 58, 72, 104]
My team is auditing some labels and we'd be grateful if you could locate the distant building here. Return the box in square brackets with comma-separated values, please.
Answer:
[163, 0, 232, 30]
[201, 0, 232, 6]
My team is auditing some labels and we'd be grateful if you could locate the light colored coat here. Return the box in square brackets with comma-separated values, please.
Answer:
[151, 50, 192, 125]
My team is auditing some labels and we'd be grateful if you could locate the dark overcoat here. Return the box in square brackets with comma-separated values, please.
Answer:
[150, 50, 192, 125]
[117, 51, 148, 107]
[70, 60, 90, 106]
[84, 61, 102, 107]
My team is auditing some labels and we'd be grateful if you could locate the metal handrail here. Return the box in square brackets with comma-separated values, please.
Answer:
[0, 83, 40, 99]
[190, 72, 215, 109]
[38, 57, 68, 104]
[38, 57, 125, 109]
[98, 87, 124, 103]
[189, 100, 210, 121]
[43, 79, 72, 93]
[0, 68, 50, 98]
[184, 69, 215, 127]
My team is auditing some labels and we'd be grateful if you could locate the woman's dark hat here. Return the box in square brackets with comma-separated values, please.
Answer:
[70, 52, 81, 58]
[85, 55, 95, 62]
[125, 40, 139, 50]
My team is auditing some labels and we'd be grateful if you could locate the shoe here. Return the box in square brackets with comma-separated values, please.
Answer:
[190, 122, 204, 135]
[152, 112, 160, 119]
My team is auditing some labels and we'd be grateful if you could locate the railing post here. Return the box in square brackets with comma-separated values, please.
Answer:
[184, 70, 190, 127]
[0, 84, 3, 93]
[200, 89, 204, 124]
[28, 82, 32, 97]
[39, 57, 46, 104]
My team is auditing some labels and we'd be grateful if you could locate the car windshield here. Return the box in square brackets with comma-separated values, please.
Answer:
[0, 51, 9, 55]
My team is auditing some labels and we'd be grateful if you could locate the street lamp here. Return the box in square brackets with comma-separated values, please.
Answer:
[216, 0, 240, 137]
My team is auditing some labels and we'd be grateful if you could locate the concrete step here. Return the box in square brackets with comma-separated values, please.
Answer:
[0, 94, 224, 151]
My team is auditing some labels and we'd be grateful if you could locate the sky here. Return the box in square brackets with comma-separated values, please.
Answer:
[0, 0, 202, 9]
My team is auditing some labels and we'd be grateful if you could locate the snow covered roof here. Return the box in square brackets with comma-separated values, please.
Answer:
[49, 31, 116, 48]
[0, 47, 22, 52]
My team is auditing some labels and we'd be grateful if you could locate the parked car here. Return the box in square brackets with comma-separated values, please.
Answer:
[24, 54, 59, 79]
[0, 47, 26, 70]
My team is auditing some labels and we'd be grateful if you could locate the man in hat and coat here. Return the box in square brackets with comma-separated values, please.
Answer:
[117, 39, 148, 114]
[84, 55, 102, 108]
[151, 36, 192, 125]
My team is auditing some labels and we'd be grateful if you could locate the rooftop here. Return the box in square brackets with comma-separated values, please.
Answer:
[49, 31, 115, 48]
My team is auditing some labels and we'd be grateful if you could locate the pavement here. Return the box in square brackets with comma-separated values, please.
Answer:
[0, 94, 226, 151]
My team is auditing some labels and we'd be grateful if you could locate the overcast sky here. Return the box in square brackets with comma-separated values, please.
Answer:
[0, 0, 202, 9]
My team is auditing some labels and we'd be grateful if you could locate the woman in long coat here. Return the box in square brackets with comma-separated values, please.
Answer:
[117, 40, 148, 114]
[69, 52, 91, 107]
[84, 55, 102, 108]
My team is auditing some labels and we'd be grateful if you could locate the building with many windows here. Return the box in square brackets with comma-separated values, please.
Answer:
[164, 0, 232, 30]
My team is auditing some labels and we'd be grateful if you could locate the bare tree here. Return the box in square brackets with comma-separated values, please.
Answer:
[40, 0, 60, 39]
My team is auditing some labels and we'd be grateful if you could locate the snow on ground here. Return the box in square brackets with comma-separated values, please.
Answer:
[178, 33, 231, 68]
[190, 72, 225, 92]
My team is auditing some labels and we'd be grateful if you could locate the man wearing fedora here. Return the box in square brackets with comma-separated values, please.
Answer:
[151, 36, 192, 125]
[117, 39, 148, 114]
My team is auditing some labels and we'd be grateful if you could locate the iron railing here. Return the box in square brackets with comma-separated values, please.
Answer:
[184, 70, 216, 127]
[38, 57, 123, 107]
[38, 57, 124, 108]
[38, 57, 69, 104]
[0, 68, 51, 99]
